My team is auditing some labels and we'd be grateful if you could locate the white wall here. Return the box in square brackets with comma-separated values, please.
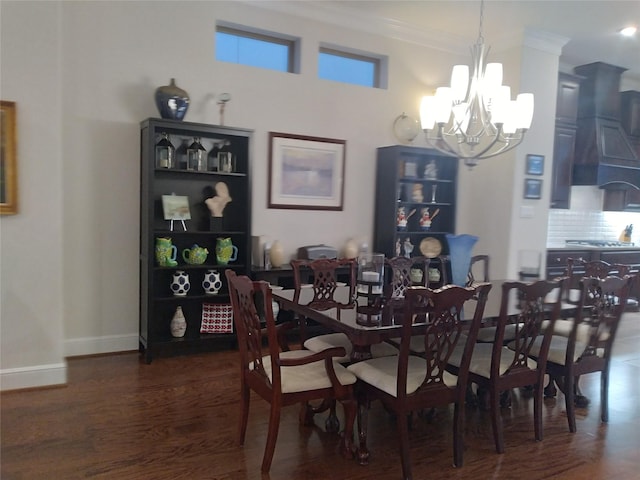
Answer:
[0, 0, 558, 389]
[0, 1, 66, 389]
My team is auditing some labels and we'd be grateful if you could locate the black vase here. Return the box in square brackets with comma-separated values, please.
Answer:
[154, 78, 190, 121]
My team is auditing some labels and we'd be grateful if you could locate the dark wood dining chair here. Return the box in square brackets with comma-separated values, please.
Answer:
[225, 270, 357, 473]
[297, 257, 398, 363]
[544, 259, 633, 403]
[532, 275, 633, 432]
[383, 256, 429, 308]
[296, 258, 397, 429]
[447, 278, 566, 454]
[347, 283, 492, 479]
[466, 254, 490, 285]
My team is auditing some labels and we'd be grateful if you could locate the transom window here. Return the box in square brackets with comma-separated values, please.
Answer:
[318, 45, 387, 88]
[216, 24, 299, 73]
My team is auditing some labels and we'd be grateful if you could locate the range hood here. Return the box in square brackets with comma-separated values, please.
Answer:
[572, 62, 640, 190]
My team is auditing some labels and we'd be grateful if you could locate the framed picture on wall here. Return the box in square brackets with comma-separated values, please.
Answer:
[524, 178, 543, 199]
[268, 132, 346, 210]
[1, 100, 18, 215]
[525, 154, 544, 175]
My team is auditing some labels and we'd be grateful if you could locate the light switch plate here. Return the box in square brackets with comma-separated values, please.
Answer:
[520, 205, 535, 218]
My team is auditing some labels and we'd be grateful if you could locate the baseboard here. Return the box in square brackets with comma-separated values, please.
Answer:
[64, 333, 139, 358]
[0, 362, 67, 391]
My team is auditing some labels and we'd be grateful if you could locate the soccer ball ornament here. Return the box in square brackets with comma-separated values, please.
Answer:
[171, 270, 190, 296]
[202, 270, 222, 295]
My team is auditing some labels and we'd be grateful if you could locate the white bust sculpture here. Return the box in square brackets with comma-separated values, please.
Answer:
[205, 182, 232, 218]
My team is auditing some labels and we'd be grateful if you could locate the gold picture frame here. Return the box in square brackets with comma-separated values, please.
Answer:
[1, 100, 18, 215]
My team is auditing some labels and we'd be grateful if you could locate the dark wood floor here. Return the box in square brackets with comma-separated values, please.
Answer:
[2, 313, 639, 480]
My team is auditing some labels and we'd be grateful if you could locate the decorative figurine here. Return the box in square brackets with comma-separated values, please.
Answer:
[395, 238, 402, 257]
[419, 208, 440, 230]
[411, 183, 424, 202]
[424, 159, 438, 179]
[403, 238, 414, 258]
[205, 182, 232, 218]
[396, 206, 416, 231]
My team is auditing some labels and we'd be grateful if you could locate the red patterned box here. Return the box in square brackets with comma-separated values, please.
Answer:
[201, 303, 234, 334]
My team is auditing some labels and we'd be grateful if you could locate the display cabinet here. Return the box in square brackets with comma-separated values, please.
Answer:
[139, 118, 252, 362]
[373, 145, 458, 284]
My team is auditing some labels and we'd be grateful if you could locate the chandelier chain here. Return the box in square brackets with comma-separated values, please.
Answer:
[478, 0, 485, 44]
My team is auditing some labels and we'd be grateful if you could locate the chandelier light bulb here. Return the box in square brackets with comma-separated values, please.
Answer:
[450, 65, 470, 101]
[420, 96, 437, 130]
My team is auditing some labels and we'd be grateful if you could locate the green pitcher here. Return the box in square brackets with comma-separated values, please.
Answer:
[155, 237, 178, 267]
[215, 237, 238, 265]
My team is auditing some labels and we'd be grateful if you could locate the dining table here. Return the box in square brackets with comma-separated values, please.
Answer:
[272, 280, 577, 363]
[272, 280, 579, 467]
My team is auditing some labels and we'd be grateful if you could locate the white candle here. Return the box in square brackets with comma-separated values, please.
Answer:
[360, 271, 382, 294]
[362, 271, 380, 282]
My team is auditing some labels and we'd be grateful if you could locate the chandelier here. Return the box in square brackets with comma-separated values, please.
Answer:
[420, 0, 534, 167]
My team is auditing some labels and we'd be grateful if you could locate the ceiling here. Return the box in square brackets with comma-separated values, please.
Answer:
[255, 0, 640, 85]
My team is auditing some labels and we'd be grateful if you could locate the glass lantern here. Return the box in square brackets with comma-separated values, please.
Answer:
[357, 252, 385, 301]
[155, 132, 175, 169]
[217, 140, 235, 173]
[187, 137, 206, 171]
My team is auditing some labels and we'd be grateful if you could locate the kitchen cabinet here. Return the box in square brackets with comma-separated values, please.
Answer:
[546, 249, 593, 280]
[603, 188, 640, 211]
[373, 145, 457, 284]
[620, 91, 640, 139]
[551, 72, 582, 209]
[139, 118, 252, 362]
[603, 90, 640, 211]
[551, 125, 578, 209]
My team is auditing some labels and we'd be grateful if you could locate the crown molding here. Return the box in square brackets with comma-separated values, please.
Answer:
[241, 0, 470, 55]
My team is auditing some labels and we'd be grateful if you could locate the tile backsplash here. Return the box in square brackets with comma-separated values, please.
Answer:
[547, 187, 640, 247]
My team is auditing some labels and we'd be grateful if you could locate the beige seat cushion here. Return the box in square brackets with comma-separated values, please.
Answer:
[390, 333, 468, 354]
[347, 355, 458, 397]
[541, 319, 602, 345]
[304, 332, 398, 363]
[448, 342, 537, 379]
[252, 349, 356, 393]
[475, 323, 522, 343]
[525, 336, 590, 366]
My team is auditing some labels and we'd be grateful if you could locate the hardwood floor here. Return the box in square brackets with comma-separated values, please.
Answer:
[2, 313, 639, 480]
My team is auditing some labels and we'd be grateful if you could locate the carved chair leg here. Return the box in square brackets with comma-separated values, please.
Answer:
[239, 381, 250, 445]
[465, 383, 478, 406]
[262, 402, 281, 473]
[574, 375, 591, 408]
[601, 368, 610, 423]
[490, 386, 505, 454]
[565, 372, 577, 433]
[299, 402, 315, 426]
[543, 374, 559, 398]
[499, 389, 512, 408]
[325, 401, 340, 433]
[397, 411, 413, 480]
[339, 397, 357, 459]
[533, 385, 543, 442]
[452, 403, 464, 467]
[356, 399, 370, 465]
